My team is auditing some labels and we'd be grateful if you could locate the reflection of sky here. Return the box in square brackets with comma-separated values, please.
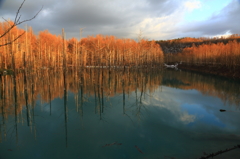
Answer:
[181, 103, 225, 128]
[1, 85, 240, 159]
[145, 86, 240, 132]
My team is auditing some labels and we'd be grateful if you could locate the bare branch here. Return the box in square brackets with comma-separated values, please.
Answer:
[0, 32, 25, 47]
[16, 5, 43, 26]
[14, 0, 26, 23]
[0, 0, 43, 47]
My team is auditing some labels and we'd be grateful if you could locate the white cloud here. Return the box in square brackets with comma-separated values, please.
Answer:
[41, 9, 51, 17]
[184, 0, 202, 11]
[145, 89, 196, 125]
[180, 112, 196, 124]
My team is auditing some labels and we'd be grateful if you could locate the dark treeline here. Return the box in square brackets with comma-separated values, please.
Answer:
[156, 35, 240, 54]
[164, 40, 240, 66]
[157, 36, 240, 78]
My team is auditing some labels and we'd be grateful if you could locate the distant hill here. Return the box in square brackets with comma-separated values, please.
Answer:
[156, 35, 240, 54]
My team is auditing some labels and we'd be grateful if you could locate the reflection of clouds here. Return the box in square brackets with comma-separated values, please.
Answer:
[180, 112, 196, 124]
[143, 86, 240, 133]
[142, 87, 196, 125]
[137, 85, 240, 153]
[181, 103, 226, 128]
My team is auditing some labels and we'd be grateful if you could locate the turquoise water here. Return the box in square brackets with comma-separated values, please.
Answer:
[0, 69, 240, 159]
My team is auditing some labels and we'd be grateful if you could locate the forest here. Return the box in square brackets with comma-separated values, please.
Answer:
[0, 21, 163, 70]
[163, 39, 240, 67]
[158, 36, 240, 79]
[1, 19, 240, 79]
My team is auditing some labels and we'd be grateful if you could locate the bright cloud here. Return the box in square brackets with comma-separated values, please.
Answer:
[184, 0, 202, 11]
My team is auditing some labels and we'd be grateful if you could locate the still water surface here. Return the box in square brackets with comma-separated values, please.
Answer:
[0, 68, 240, 159]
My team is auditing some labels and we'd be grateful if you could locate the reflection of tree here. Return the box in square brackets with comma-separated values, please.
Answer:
[79, 71, 84, 117]
[1, 68, 239, 122]
[1, 67, 240, 143]
[134, 70, 148, 121]
[62, 30, 68, 148]
[122, 69, 126, 114]
[199, 144, 240, 159]
[24, 52, 31, 127]
[0, 75, 7, 142]
[163, 69, 240, 106]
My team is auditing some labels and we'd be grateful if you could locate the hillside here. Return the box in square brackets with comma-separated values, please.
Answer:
[156, 36, 240, 54]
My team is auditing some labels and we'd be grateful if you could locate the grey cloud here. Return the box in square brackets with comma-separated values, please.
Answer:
[148, 0, 181, 16]
[0, 0, 5, 8]
[1, 0, 240, 40]
[1, 0, 183, 39]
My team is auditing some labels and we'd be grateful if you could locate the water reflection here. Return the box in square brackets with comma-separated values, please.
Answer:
[163, 69, 240, 107]
[0, 68, 239, 159]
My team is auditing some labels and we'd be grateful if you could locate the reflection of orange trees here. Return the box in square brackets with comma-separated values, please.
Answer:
[0, 21, 163, 69]
[1, 68, 239, 118]
[0, 76, 16, 117]
[0, 68, 163, 117]
[1, 68, 239, 127]
[64, 69, 163, 98]
[163, 70, 240, 107]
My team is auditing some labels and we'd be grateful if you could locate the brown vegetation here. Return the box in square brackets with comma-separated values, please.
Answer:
[157, 36, 240, 54]
[161, 37, 240, 79]
[180, 40, 240, 68]
[0, 21, 164, 70]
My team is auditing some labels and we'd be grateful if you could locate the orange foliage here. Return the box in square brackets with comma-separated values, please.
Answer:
[175, 37, 203, 43]
[179, 40, 240, 68]
[73, 35, 163, 67]
[0, 21, 164, 69]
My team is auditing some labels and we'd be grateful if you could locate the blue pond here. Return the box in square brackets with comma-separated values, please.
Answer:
[0, 68, 240, 159]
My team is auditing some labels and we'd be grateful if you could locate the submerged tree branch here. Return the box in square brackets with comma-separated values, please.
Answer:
[199, 145, 240, 159]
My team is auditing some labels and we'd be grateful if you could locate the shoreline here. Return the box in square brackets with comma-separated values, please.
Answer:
[1, 64, 240, 80]
[177, 64, 240, 80]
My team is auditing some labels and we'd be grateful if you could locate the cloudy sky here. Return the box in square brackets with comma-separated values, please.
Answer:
[0, 0, 240, 40]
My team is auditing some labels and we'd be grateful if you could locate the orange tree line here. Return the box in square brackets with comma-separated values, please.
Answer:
[0, 21, 164, 69]
[181, 41, 240, 68]
[164, 40, 240, 69]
